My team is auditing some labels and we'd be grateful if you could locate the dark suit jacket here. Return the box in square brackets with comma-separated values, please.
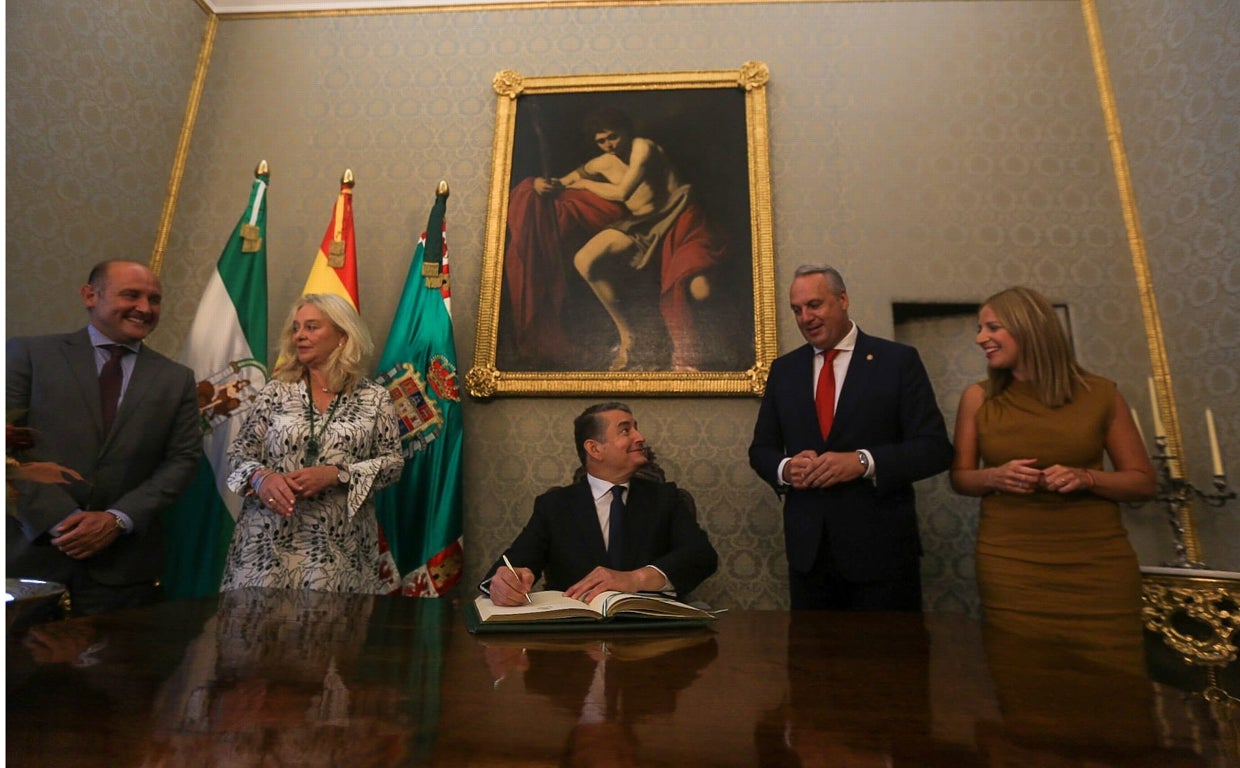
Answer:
[485, 476, 718, 600]
[6, 328, 202, 586]
[748, 330, 952, 580]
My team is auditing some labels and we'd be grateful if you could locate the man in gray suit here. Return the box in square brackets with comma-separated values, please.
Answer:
[7, 260, 201, 615]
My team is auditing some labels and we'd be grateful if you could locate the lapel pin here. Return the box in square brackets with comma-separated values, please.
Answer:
[866, 354, 874, 361]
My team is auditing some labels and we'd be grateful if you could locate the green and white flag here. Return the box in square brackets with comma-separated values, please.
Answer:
[374, 184, 464, 596]
[164, 163, 270, 599]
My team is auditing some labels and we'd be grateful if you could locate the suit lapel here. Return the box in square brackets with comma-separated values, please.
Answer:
[791, 344, 818, 417]
[573, 480, 609, 566]
[834, 331, 875, 432]
[61, 331, 107, 436]
[101, 342, 165, 450]
[115, 346, 155, 430]
[621, 479, 644, 555]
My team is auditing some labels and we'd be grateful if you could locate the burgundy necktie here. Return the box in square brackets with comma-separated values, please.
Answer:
[815, 349, 840, 440]
[608, 485, 626, 568]
[99, 344, 129, 433]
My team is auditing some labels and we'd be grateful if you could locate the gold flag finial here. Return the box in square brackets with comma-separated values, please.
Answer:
[437, 180, 449, 198]
[341, 168, 355, 187]
[255, 159, 269, 176]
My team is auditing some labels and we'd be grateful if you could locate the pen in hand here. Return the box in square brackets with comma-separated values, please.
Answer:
[502, 554, 533, 604]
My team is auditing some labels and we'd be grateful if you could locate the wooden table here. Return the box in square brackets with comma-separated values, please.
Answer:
[5, 588, 1223, 766]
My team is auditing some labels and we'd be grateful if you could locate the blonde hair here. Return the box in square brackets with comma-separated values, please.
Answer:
[271, 293, 373, 393]
[982, 286, 1087, 407]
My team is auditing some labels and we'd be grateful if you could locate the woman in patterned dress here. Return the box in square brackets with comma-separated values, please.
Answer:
[221, 293, 402, 593]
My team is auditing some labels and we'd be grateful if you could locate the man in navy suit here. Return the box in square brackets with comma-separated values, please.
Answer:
[749, 265, 952, 610]
[483, 402, 717, 606]
[7, 260, 201, 616]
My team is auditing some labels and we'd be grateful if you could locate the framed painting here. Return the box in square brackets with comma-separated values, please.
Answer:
[466, 62, 776, 398]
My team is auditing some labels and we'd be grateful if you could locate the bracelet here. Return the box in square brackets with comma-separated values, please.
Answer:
[1083, 469, 1096, 488]
[250, 468, 273, 493]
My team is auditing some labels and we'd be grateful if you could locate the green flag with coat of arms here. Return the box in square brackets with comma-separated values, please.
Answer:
[374, 183, 464, 596]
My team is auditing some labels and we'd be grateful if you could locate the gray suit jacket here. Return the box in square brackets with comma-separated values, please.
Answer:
[6, 328, 202, 585]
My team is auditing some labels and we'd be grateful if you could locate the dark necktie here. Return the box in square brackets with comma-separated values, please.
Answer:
[815, 348, 841, 440]
[99, 344, 129, 433]
[608, 485, 626, 569]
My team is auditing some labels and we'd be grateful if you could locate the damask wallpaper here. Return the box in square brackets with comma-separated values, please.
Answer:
[1096, 0, 1239, 570]
[6, 0, 1237, 610]
[5, 0, 204, 334]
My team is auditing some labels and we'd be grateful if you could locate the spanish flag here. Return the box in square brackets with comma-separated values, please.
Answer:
[301, 169, 360, 308]
[296, 170, 401, 593]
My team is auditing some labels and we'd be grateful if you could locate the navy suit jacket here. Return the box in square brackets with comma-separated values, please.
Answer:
[748, 330, 952, 580]
[485, 476, 718, 600]
[6, 328, 202, 586]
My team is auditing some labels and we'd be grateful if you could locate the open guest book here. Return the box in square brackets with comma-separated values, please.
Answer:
[465, 590, 717, 634]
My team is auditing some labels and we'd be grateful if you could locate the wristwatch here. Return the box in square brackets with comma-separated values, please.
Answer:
[335, 464, 351, 485]
[856, 451, 870, 475]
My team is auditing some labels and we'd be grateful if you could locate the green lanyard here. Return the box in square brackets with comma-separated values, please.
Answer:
[304, 379, 341, 467]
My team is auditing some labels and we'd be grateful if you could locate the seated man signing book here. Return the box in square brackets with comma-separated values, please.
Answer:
[482, 402, 718, 607]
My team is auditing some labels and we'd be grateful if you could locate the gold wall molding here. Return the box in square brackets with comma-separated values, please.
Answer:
[1080, 0, 1198, 561]
[150, 13, 218, 277]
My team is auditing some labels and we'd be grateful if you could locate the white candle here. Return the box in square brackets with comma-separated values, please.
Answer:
[1148, 377, 1165, 438]
[1206, 408, 1224, 477]
[1131, 407, 1146, 449]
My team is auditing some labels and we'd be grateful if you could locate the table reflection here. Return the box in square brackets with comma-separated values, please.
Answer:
[977, 618, 1170, 765]
[4, 588, 1234, 767]
[145, 588, 414, 767]
[483, 633, 718, 767]
[754, 612, 940, 767]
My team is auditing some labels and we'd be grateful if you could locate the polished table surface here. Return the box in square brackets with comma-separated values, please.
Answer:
[5, 588, 1231, 767]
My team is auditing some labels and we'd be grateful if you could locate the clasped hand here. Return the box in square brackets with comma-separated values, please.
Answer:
[50, 510, 119, 560]
[990, 459, 1092, 495]
[257, 467, 340, 517]
[783, 450, 866, 490]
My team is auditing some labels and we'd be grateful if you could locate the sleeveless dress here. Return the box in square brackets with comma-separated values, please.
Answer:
[974, 374, 1144, 646]
[974, 374, 1155, 750]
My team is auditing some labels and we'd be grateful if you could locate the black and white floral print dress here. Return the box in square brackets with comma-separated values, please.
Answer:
[221, 378, 402, 593]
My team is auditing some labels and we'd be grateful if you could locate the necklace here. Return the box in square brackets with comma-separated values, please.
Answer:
[304, 378, 341, 466]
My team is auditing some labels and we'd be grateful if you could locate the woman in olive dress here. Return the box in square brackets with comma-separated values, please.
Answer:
[950, 286, 1156, 636]
[951, 286, 1162, 757]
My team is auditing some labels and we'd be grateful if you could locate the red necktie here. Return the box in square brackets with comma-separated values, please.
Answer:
[815, 349, 840, 440]
[99, 344, 129, 433]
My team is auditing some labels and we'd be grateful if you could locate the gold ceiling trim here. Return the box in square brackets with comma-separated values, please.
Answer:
[210, 0, 1006, 22]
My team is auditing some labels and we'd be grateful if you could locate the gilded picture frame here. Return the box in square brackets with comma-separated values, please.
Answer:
[466, 62, 776, 398]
